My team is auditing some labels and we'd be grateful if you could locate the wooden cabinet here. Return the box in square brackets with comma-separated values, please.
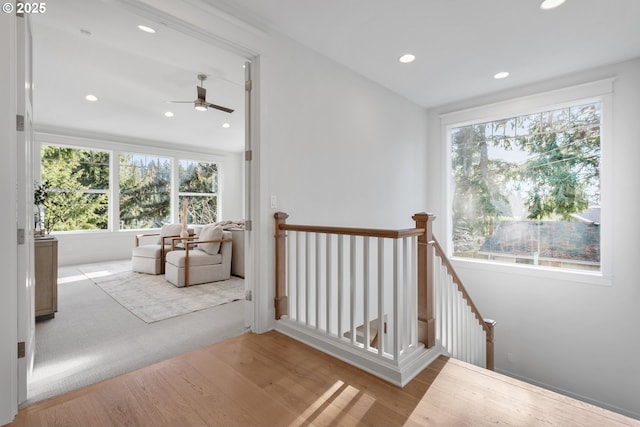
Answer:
[35, 237, 58, 320]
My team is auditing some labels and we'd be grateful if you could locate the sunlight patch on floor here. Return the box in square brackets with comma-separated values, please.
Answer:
[294, 380, 375, 425]
[57, 274, 88, 284]
[31, 355, 99, 384]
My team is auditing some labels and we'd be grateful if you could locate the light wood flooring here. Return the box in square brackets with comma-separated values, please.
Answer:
[9, 331, 639, 427]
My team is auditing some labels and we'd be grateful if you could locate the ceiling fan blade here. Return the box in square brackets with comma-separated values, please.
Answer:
[197, 86, 206, 101]
[206, 103, 234, 113]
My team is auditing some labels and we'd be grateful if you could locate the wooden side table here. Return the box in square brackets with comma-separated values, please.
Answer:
[35, 236, 58, 320]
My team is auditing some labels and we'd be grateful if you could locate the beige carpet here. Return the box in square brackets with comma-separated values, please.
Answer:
[77, 261, 245, 323]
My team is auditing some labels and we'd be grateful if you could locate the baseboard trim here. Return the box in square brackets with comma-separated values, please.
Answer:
[495, 368, 640, 420]
[276, 319, 441, 387]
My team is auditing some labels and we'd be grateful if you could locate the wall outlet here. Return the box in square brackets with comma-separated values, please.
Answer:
[270, 195, 277, 209]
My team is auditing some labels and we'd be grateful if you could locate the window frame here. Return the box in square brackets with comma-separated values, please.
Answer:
[177, 158, 220, 226]
[38, 143, 111, 232]
[440, 79, 614, 286]
[35, 133, 224, 234]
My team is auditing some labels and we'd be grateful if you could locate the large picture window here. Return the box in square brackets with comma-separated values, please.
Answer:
[119, 153, 172, 229]
[40, 146, 109, 231]
[38, 142, 221, 233]
[450, 101, 601, 271]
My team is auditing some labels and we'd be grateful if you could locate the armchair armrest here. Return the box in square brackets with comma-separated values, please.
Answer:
[183, 238, 232, 252]
[170, 235, 198, 250]
[135, 232, 160, 247]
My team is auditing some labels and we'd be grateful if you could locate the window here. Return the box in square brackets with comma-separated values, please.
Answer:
[38, 141, 222, 233]
[449, 100, 602, 272]
[119, 153, 172, 229]
[40, 146, 109, 231]
[178, 160, 218, 225]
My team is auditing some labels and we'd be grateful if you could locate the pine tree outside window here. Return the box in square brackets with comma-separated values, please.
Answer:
[119, 153, 172, 229]
[449, 101, 602, 271]
[178, 160, 219, 225]
[40, 145, 110, 232]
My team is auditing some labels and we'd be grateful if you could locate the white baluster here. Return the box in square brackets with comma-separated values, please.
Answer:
[402, 237, 409, 354]
[338, 235, 344, 340]
[393, 238, 400, 361]
[411, 236, 418, 350]
[363, 237, 370, 350]
[316, 233, 321, 330]
[296, 231, 302, 324]
[326, 234, 332, 336]
[377, 238, 385, 358]
[349, 236, 356, 345]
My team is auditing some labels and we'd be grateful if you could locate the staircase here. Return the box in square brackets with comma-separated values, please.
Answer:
[273, 212, 495, 386]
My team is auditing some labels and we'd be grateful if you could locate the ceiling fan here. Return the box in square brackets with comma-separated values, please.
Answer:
[169, 74, 234, 113]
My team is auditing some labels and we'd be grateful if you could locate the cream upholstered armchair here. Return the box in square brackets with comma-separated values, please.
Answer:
[164, 225, 232, 287]
[131, 224, 184, 275]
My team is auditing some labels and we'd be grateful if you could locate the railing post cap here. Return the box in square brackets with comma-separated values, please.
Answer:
[484, 318, 497, 326]
[274, 212, 289, 220]
[412, 212, 436, 221]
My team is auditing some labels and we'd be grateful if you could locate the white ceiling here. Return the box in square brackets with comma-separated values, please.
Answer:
[31, 0, 247, 152]
[31, 0, 640, 151]
[205, 0, 640, 108]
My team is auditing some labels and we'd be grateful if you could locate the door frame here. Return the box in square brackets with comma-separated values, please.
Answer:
[0, 8, 20, 426]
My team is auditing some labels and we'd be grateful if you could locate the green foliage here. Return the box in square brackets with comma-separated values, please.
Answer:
[119, 154, 171, 229]
[41, 147, 220, 231]
[40, 146, 110, 232]
[179, 160, 218, 225]
[451, 102, 601, 254]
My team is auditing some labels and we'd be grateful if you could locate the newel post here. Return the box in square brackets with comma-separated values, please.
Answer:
[274, 212, 289, 320]
[484, 319, 496, 371]
[413, 212, 436, 348]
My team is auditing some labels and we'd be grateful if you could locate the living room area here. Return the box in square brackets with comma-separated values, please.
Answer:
[27, 0, 252, 404]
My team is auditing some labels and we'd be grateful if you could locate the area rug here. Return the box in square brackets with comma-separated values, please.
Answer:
[78, 263, 245, 323]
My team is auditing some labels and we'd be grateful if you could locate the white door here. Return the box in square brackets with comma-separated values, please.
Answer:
[0, 8, 20, 426]
[16, 11, 35, 405]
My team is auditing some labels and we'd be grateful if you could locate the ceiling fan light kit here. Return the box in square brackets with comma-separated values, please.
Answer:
[169, 73, 234, 114]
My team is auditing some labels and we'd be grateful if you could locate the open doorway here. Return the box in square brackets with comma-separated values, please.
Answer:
[24, 0, 255, 405]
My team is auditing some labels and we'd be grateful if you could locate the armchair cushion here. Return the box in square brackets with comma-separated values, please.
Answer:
[165, 249, 222, 268]
[198, 224, 224, 255]
[157, 224, 183, 244]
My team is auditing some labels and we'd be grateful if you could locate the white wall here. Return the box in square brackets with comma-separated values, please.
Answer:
[257, 32, 429, 326]
[426, 58, 640, 418]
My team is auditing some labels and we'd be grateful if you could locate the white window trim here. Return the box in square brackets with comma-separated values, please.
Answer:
[35, 132, 225, 234]
[440, 78, 614, 286]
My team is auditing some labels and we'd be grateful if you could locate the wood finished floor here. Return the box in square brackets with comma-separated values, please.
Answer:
[9, 331, 639, 427]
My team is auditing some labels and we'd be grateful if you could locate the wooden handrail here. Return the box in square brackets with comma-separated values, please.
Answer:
[273, 211, 494, 370]
[279, 223, 425, 239]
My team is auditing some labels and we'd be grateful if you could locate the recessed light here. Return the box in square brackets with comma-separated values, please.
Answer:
[399, 54, 416, 64]
[540, 0, 566, 10]
[164, 112, 174, 118]
[222, 123, 230, 128]
[137, 25, 156, 33]
[493, 71, 510, 80]
[85, 94, 98, 102]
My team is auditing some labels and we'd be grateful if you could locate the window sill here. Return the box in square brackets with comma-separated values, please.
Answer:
[450, 257, 612, 287]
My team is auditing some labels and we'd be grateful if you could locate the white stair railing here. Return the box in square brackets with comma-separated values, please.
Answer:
[432, 238, 496, 370]
[273, 212, 440, 386]
[283, 231, 421, 360]
[273, 212, 495, 386]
